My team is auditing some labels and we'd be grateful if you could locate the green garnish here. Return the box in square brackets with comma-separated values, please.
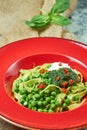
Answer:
[12, 63, 87, 112]
[46, 68, 79, 87]
[25, 0, 71, 29]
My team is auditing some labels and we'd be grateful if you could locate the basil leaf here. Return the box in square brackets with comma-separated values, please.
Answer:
[25, 0, 71, 29]
[31, 15, 49, 23]
[25, 15, 51, 28]
[52, 15, 71, 26]
[50, 0, 70, 14]
[25, 20, 35, 27]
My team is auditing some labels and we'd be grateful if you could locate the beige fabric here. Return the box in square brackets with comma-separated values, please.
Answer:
[0, 0, 77, 47]
[40, 24, 63, 38]
[62, 30, 77, 40]
[0, 0, 43, 47]
[63, 0, 78, 16]
[0, 21, 38, 47]
[41, 0, 55, 14]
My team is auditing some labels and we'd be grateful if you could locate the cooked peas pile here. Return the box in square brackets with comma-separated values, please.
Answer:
[13, 64, 87, 112]
[14, 79, 81, 113]
[15, 83, 61, 112]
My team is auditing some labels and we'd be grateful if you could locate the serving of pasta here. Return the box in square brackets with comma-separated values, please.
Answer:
[12, 62, 87, 112]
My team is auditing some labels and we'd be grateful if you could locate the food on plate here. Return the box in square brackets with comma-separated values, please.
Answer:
[12, 62, 87, 112]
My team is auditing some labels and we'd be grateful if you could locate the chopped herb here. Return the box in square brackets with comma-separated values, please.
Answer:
[46, 68, 79, 87]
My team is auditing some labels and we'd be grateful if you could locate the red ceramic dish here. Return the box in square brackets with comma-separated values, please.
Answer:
[0, 37, 87, 130]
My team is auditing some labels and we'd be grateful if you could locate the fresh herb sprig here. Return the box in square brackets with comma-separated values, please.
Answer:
[25, 0, 71, 29]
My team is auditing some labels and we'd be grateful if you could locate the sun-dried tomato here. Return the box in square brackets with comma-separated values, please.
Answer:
[64, 68, 69, 75]
[61, 88, 68, 94]
[55, 76, 60, 81]
[40, 69, 47, 74]
[69, 79, 74, 85]
[58, 62, 62, 66]
[37, 82, 46, 89]
[61, 81, 68, 88]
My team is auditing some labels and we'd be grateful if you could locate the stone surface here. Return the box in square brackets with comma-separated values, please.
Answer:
[66, 0, 87, 44]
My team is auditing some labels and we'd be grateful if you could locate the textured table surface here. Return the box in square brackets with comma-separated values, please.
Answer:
[0, 0, 87, 130]
[66, 0, 87, 44]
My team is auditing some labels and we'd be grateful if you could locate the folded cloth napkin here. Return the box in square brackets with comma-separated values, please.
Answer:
[0, 0, 77, 47]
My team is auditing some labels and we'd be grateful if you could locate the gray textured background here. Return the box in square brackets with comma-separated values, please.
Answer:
[66, 0, 87, 44]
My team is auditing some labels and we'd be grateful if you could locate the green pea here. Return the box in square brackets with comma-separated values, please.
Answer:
[34, 87, 39, 92]
[43, 109, 48, 112]
[16, 79, 23, 88]
[26, 97, 29, 102]
[45, 89, 50, 94]
[50, 96, 55, 100]
[55, 100, 62, 107]
[32, 107, 37, 111]
[34, 94, 41, 99]
[50, 100, 55, 104]
[23, 101, 28, 106]
[45, 97, 51, 103]
[50, 104, 56, 110]
[38, 109, 43, 112]
[19, 98, 24, 104]
[62, 103, 67, 109]
[27, 94, 33, 100]
[31, 100, 37, 107]
[39, 93, 44, 98]
[51, 91, 56, 96]
[14, 87, 19, 93]
[48, 109, 54, 113]
[73, 95, 79, 101]
[15, 83, 19, 88]
[43, 100, 48, 106]
[22, 94, 27, 100]
[20, 89, 27, 95]
[28, 104, 32, 109]
[65, 98, 71, 105]
[40, 97, 44, 101]
[38, 101, 43, 106]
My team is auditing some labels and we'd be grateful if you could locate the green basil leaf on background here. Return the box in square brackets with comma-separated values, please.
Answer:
[25, 15, 51, 28]
[52, 15, 71, 25]
[50, 0, 70, 14]
[25, 0, 71, 29]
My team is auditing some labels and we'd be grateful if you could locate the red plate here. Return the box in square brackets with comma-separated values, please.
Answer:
[0, 37, 87, 130]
